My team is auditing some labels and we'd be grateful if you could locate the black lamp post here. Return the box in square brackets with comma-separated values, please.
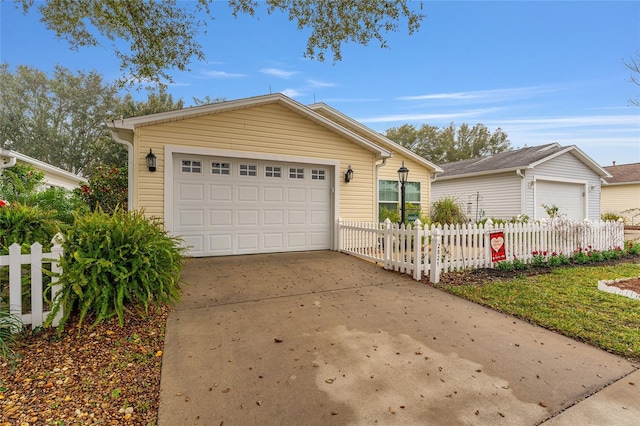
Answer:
[397, 161, 409, 225]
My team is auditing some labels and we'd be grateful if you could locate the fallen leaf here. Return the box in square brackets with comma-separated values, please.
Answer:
[274, 338, 283, 343]
[538, 402, 547, 408]
[222, 388, 230, 393]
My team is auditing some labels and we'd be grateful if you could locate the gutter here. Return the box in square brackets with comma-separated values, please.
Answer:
[107, 123, 134, 211]
[0, 148, 17, 175]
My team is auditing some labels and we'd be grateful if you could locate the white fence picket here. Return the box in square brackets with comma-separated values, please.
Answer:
[338, 219, 625, 285]
[1, 235, 64, 330]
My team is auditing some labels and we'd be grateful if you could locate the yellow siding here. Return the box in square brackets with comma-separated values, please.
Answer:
[132, 103, 377, 222]
[378, 157, 433, 216]
[602, 184, 640, 225]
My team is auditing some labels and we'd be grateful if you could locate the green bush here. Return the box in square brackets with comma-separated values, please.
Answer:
[48, 207, 185, 330]
[430, 197, 468, 225]
[0, 203, 60, 253]
[601, 212, 624, 223]
[77, 166, 128, 214]
[0, 309, 22, 360]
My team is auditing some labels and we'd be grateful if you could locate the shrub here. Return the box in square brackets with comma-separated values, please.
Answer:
[512, 257, 529, 271]
[626, 241, 640, 255]
[572, 249, 590, 264]
[496, 261, 514, 271]
[0, 309, 23, 359]
[77, 166, 128, 214]
[48, 207, 184, 330]
[431, 197, 467, 225]
[601, 212, 624, 223]
[548, 252, 570, 267]
[531, 251, 547, 267]
[0, 203, 60, 253]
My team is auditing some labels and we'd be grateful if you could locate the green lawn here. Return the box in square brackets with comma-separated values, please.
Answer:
[435, 262, 640, 361]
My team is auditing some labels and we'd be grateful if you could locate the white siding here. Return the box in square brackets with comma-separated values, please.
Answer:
[528, 153, 602, 220]
[431, 172, 522, 221]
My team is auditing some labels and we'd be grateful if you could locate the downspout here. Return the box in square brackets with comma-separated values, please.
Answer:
[375, 158, 388, 223]
[108, 124, 134, 211]
[0, 148, 17, 175]
[516, 169, 526, 218]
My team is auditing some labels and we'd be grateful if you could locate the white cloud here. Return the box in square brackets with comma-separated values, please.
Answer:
[397, 86, 560, 104]
[280, 88, 303, 98]
[201, 70, 246, 78]
[358, 108, 501, 124]
[260, 68, 298, 79]
[307, 78, 335, 88]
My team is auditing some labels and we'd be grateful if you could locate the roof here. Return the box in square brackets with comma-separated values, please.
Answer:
[0, 149, 87, 189]
[603, 162, 640, 184]
[108, 93, 393, 160]
[308, 102, 443, 173]
[435, 143, 612, 181]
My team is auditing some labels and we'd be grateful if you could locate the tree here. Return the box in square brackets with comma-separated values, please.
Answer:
[1, 64, 188, 177]
[15, 0, 425, 86]
[0, 63, 121, 176]
[385, 122, 511, 165]
[624, 50, 640, 107]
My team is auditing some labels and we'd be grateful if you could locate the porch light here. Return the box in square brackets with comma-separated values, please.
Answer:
[344, 164, 353, 183]
[146, 149, 157, 172]
[397, 161, 409, 225]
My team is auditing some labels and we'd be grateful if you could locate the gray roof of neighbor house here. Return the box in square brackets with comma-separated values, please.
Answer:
[435, 143, 611, 180]
[603, 162, 640, 184]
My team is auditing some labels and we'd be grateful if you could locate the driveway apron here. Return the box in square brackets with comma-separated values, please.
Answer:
[158, 251, 637, 425]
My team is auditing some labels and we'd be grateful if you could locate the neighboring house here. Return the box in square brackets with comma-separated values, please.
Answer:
[431, 143, 611, 221]
[602, 162, 640, 226]
[108, 93, 442, 257]
[0, 148, 87, 190]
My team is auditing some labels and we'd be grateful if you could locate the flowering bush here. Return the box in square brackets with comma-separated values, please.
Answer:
[77, 167, 127, 214]
[0, 200, 8, 208]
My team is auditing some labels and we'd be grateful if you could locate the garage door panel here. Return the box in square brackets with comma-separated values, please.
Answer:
[264, 210, 284, 225]
[210, 210, 232, 226]
[288, 210, 306, 225]
[174, 156, 332, 256]
[178, 184, 204, 201]
[263, 187, 283, 202]
[209, 185, 232, 201]
[179, 210, 204, 227]
[288, 188, 306, 203]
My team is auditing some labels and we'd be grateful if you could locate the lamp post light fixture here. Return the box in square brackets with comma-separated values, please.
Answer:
[397, 161, 409, 225]
[145, 149, 157, 172]
[344, 164, 353, 183]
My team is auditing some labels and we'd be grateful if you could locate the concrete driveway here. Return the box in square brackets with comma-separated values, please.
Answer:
[158, 251, 638, 425]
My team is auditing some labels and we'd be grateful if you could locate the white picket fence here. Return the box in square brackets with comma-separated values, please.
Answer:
[0, 235, 63, 329]
[338, 218, 625, 283]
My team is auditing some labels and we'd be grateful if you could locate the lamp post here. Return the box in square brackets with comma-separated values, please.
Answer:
[397, 161, 409, 225]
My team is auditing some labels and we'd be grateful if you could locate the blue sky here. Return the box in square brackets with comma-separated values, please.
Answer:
[1, 1, 639, 167]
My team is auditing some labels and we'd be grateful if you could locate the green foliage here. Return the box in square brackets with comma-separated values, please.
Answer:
[601, 212, 624, 223]
[0, 309, 22, 360]
[541, 204, 561, 219]
[77, 167, 128, 214]
[384, 122, 511, 164]
[430, 197, 468, 225]
[548, 252, 570, 267]
[379, 203, 429, 226]
[626, 240, 640, 255]
[18, 1, 424, 86]
[0, 164, 45, 203]
[0, 203, 60, 253]
[0, 63, 121, 176]
[48, 208, 185, 330]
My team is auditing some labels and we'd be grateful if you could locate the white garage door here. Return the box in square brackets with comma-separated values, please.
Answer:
[535, 180, 585, 219]
[173, 155, 332, 257]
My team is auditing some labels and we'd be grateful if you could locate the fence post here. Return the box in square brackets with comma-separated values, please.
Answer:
[337, 217, 344, 253]
[413, 219, 422, 281]
[8, 243, 22, 319]
[49, 233, 64, 327]
[484, 218, 494, 268]
[30, 242, 44, 328]
[384, 218, 392, 270]
[430, 227, 442, 283]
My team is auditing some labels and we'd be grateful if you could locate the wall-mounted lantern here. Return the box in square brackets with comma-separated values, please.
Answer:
[344, 164, 353, 183]
[146, 149, 157, 172]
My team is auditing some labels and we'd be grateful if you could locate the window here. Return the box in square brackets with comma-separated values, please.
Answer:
[289, 167, 304, 179]
[378, 180, 421, 221]
[311, 169, 326, 180]
[211, 162, 230, 175]
[239, 164, 257, 177]
[181, 159, 202, 174]
[265, 165, 282, 178]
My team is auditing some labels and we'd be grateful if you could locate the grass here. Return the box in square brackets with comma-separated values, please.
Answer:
[435, 262, 640, 360]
